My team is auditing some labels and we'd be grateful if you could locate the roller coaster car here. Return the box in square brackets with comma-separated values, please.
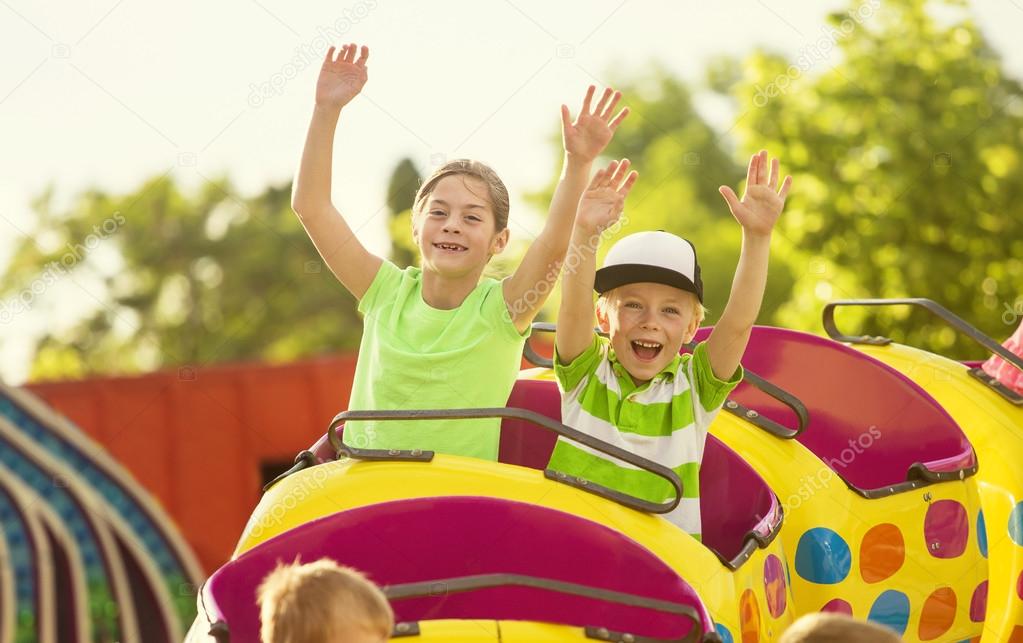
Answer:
[192, 376, 791, 641]
[819, 298, 1023, 642]
[684, 320, 985, 642]
[189, 299, 1023, 643]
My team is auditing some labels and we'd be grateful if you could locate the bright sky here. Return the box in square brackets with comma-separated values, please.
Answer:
[2, 0, 1022, 384]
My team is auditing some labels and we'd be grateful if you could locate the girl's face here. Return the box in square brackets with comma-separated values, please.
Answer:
[413, 175, 508, 279]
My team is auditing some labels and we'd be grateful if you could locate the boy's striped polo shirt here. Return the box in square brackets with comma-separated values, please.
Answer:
[547, 335, 742, 540]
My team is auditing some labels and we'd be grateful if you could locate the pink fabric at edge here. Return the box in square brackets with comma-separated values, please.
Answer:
[982, 319, 1023, 394]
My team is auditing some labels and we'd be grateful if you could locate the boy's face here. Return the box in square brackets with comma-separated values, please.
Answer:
[597, 282, 700, 385]
[413, 175, 509, 279]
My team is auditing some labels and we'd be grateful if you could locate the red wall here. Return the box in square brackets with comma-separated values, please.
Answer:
[27, 354, 359, 574]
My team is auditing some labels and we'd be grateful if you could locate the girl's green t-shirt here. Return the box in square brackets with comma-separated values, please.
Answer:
[343, 261, 530, 460]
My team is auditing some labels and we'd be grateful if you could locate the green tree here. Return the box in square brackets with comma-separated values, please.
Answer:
[729, 0, 1023, 356]
[2, 174, 364, 379]
[385, 157, 422, 268]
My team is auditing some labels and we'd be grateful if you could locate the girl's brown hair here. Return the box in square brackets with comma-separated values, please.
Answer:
[413, 159, 510, 231]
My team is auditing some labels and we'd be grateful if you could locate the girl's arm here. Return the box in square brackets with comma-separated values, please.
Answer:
[557, 160, 637, 364]
[504, 86, 629, 333]
[292, 43, 382, 300]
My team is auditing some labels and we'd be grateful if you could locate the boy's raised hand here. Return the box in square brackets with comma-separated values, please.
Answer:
[576, 159, 638, 234]
[316, 43, 369, 110]
[561, 86, 629, 162]
[718, 150, 793, 237]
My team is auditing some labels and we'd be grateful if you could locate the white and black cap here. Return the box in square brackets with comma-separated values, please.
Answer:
[594, 230, 703, 302]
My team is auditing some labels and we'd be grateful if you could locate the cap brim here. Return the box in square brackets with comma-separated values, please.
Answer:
[594, 264, 702, 302]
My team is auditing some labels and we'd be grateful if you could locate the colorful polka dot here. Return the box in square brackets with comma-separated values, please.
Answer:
[715, 623, 734, 643]
[969, 581, 987, 622]
[795, 528, 851, 584]
[867, 590, 910, 635]
[1009, 501, 1023, 547]
[977, 510, 988, 558]
[924, 500, 969, 559]
[820, 598, 853, 615]
[859, 523, 905, 583]
[763, 554, 786, 618]
[1017, 569, 1023, 601]
[739, 588, 760, 643]
[918, 587, 956, 640]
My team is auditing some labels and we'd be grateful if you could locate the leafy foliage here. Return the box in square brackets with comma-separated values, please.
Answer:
[729, 0, 1023, 356]
[3, 174, 362, 378]
[385, 157, 422, 268]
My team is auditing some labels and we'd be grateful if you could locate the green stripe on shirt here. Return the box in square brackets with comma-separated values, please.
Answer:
[548, 335, 742, 537]
[548, 441, 702, 500]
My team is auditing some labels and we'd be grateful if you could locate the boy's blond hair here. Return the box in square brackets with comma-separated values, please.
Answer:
[779, 613, 903, 643]
[257, 558, 394, 643]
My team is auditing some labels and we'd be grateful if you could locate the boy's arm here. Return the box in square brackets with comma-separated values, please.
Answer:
[504, 86, 629, 333]
[707, 150, 792, 380]
[557, 160, 637, 363]
[291, 43, 382, 300]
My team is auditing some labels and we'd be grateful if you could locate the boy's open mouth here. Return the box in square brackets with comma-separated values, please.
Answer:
[631, 340, 663, 361]
[433, 242, 468, 252]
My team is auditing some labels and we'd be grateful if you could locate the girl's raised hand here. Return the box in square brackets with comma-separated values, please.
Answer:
[561, 86, 629, 163]
[718, 150, 792, 237]
[316, 43, 369, 110]
[576, 159, 638, 234]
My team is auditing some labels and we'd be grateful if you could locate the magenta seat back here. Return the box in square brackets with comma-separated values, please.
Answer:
[499, 378, 561, 469]
[691, 326, 975, 493]
[309, 431, 334, 464]
[205, 496, 712, 641]
[698, 436, 778, 561]
[303, 374, 780, 566]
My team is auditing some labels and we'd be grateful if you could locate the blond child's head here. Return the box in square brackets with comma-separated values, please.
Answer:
[594, 231, 705, 385]
[257, 558, 394, 643]
[779, 613, 903, 643]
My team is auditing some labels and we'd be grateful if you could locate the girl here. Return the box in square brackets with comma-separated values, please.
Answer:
[291, 43, 629, 460]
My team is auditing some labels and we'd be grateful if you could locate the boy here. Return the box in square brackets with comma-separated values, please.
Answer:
[258, 558, 394, 643]
[549, 151, 791, 539]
